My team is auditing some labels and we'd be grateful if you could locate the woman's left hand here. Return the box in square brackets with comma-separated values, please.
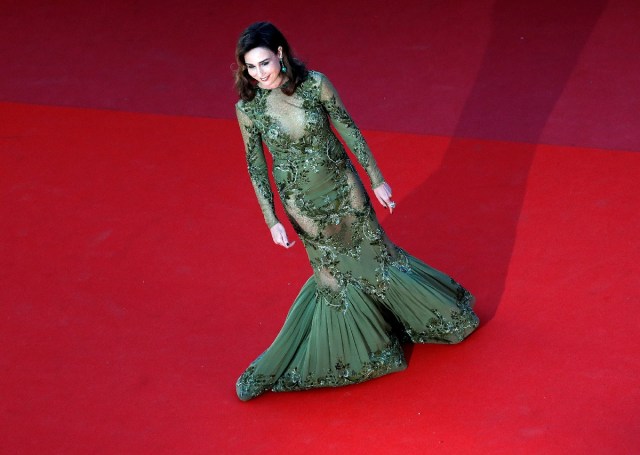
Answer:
[373, 182, 395, 214]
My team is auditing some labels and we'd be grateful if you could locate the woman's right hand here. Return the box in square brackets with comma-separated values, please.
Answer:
[270, 223, 296, 249]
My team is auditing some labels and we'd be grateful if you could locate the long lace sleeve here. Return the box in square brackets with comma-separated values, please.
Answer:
[236, 103, 279, 228]
[319, 74, 385, 188]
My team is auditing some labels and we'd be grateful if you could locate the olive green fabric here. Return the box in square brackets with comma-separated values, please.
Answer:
[235, 71, 478, 401]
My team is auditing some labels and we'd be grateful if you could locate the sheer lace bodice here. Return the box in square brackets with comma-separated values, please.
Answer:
[236, 71, 384, 229]
[236, 71, 403, 305]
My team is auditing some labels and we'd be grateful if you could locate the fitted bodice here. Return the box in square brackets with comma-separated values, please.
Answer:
[235, 71, 384, 228]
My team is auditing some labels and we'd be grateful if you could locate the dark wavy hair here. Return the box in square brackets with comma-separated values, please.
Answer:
[234, 22, 308, 101]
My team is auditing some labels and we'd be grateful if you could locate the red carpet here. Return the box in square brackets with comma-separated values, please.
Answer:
[2, 102, 639, 453]
[2, 0, 640, 453]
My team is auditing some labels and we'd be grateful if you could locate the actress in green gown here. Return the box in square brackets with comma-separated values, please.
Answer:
[234, 22, 479, 401]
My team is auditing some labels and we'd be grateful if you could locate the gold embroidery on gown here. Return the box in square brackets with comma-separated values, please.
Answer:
[235, 71, 478, 401]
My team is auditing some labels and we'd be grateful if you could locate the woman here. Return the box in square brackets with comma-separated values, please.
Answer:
[234, 22, 479, 401]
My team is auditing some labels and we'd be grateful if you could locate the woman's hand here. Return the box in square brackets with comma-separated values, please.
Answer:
[270, 222, 296, 249]
[373, 182, 396, 214]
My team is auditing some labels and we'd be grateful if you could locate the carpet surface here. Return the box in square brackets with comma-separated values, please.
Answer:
[2, 1, 639, 453]
[2, 102, 639, 454]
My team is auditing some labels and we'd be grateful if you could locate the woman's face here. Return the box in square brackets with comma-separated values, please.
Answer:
[244, 46, 283, 89]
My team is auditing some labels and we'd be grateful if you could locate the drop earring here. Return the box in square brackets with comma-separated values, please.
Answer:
[280, 57, 287, 73]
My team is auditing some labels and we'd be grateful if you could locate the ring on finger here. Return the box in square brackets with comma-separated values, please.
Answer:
[389, 201, 396, 208]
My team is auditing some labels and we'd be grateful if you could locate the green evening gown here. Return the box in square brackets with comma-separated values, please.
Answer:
[235, 71, 479, 401]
